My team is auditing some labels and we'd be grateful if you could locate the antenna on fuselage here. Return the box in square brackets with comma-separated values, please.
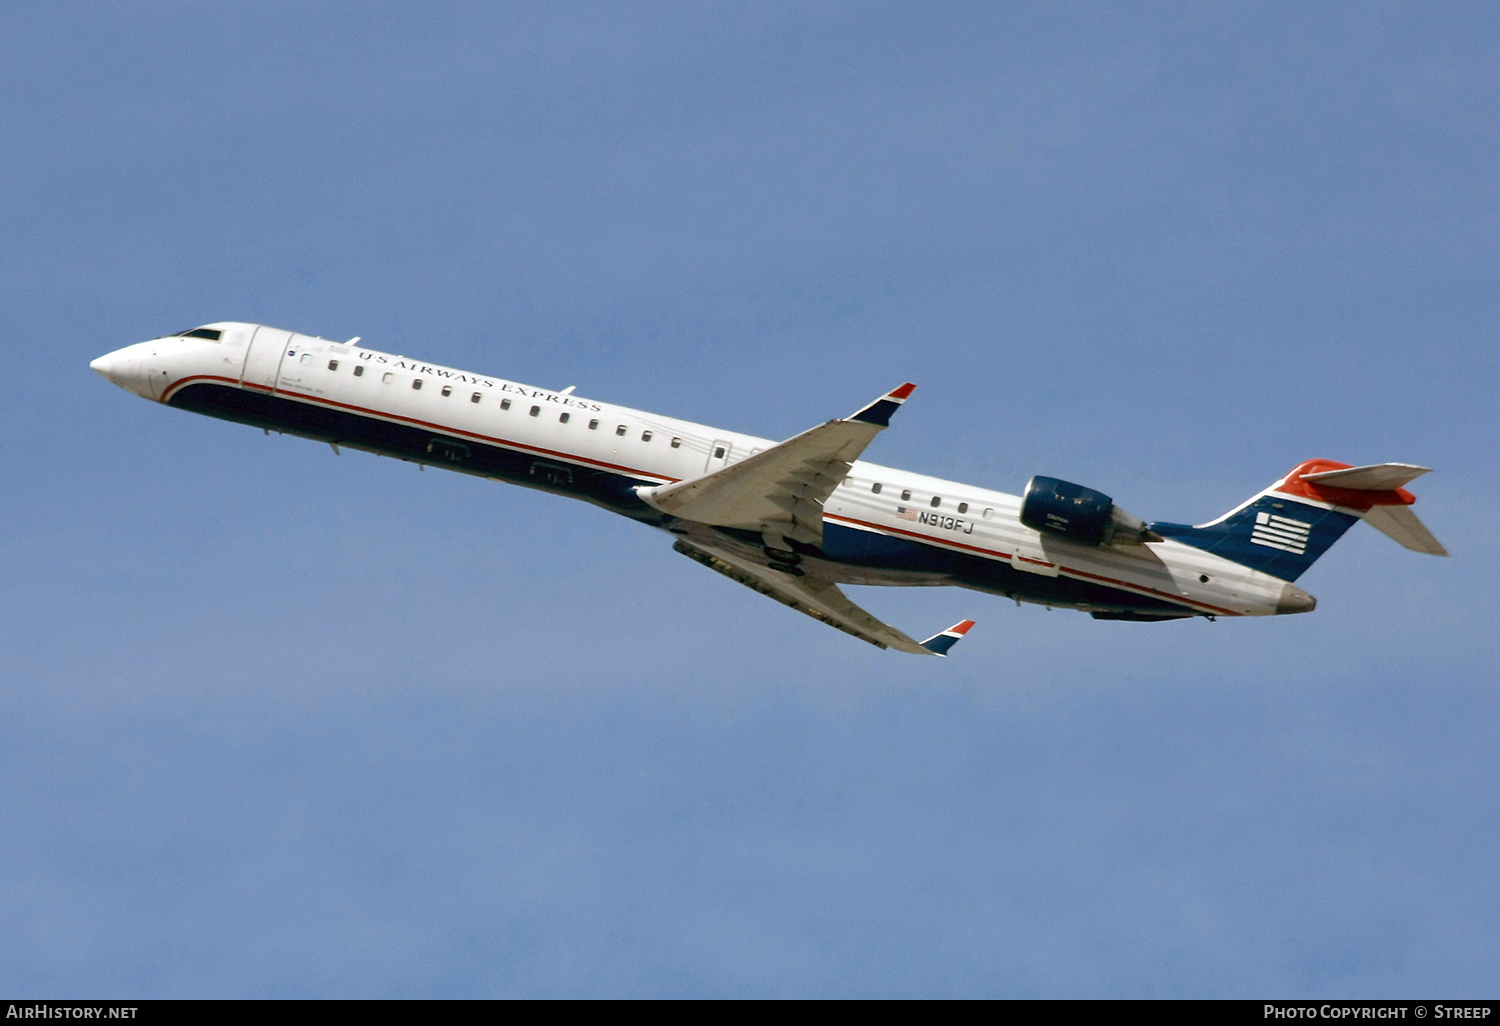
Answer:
[346, 337, 361, 347]
[559, 385, 576, 395]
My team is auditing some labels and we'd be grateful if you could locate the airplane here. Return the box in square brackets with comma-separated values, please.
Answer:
[89, 322, 1448, 657]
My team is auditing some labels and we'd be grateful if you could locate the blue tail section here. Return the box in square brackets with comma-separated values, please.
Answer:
[1150, 495, 1359, 582]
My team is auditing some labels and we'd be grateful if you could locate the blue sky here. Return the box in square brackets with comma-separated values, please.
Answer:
[2, 2, 1496, 997]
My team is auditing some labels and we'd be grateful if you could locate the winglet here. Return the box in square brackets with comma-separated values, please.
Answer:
[919, 619, 976, 657]
[849, 383, 917, 428]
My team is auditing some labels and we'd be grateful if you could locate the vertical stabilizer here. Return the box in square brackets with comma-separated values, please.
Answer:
[1148, 460, 1445, 581]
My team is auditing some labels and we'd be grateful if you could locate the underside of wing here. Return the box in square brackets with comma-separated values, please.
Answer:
[672, 539, 936, 655]
[652, 385, 976, 657]
[639, 384, 915, 547]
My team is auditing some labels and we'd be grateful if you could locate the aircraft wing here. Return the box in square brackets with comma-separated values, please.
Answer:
[638, 384, 915, 547]
[672, 539, 973, 656]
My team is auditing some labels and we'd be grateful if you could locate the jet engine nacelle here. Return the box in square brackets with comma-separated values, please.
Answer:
[1020, 476, 1159, 547]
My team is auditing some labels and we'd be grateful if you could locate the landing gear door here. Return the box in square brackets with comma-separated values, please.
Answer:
[705, 440, 732, 473]
[240, 326, 294, 393]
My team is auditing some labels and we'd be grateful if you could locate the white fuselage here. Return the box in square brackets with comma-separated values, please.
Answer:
[91, 323, 1302, 621]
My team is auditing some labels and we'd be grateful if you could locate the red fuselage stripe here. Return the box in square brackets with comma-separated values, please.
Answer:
[163, 375, 683, 484]
[165, 376, 1236, 616]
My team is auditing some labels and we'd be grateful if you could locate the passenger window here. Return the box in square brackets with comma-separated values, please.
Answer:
[901, 489, 911, 501]
[353, 365, 364, 377]
[641, 430, 652, 442]
[872, 483, 882, 494]
[328, 360, 339, 371]
[300, 354, 312, 365]
[983, 508, 994, 519]
[441, 385, 452, 397]
[560, 412, 570, 424]
[500, 399, 511, 410]
[616, 425, 627, 436]
[382, 372, 394, 383]
[958, 502, 968, 514]
[588, 419, 599, 430]
[671, 437, 681, 448]
[471, 392, 482, 404]
[412, 378, 423, 390]
[930, 496, 941, 508]
[714, 446, 726, 459]
[529, 405, 540, 417]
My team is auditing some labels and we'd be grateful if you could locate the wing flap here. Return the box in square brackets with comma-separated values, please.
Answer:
[672, 539, 935, 655]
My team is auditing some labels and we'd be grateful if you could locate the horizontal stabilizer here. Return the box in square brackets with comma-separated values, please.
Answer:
[1361, 504, 1449, 556]
[1300, 463, 1431, 490]
[919, 620, 976, 656]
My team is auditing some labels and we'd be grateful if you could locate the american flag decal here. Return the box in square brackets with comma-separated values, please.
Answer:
[1251, 511, 1311, 554]
[896, 506, 919, 522]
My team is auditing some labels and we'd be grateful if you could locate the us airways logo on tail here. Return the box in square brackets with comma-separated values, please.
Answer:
[1251, 511, 1311, 554]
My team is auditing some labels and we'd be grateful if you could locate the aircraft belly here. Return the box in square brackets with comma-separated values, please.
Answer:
[166, 383, 661, 519]
[817, 521, 1196, 616]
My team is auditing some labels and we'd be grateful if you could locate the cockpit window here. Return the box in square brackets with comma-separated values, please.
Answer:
[176, 328, 222, 341]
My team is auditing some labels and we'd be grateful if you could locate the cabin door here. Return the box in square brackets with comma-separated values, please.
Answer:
[240, 326, 294, 393]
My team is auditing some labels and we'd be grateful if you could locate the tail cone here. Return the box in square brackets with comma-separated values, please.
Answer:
[1276, 583, 1317, 615]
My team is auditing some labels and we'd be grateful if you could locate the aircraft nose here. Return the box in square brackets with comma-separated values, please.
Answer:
[1276, 582, 1317, 615]
[89, 344, 157, 399]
